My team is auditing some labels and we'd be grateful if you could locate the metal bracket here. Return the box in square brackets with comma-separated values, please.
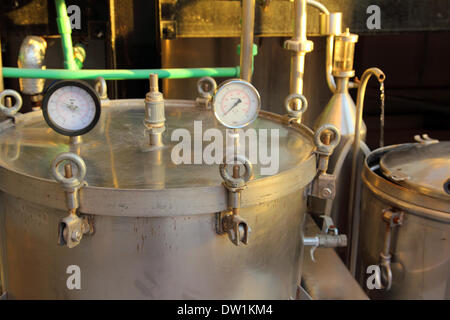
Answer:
[217, 154, 253, 246]
[309, 124, 340, 200]
[51, 152, 93, 248]
[376, 209, 404, 291]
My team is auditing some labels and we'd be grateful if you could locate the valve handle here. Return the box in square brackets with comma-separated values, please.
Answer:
[285, 93, 308, 118]
[0, 89, 23, 117]
[51, 152, 87, 189]
[220, 154, 253, 188]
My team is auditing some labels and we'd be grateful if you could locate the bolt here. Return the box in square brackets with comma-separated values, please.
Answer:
[72, 231, 82, 242]
[321, 187, 332, 198]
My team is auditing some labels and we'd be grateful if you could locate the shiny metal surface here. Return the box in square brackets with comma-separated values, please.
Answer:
[0, 99, 316, 299]
[380, 142, 450, 200]
[0, 102, 314, 190]
[1, 191, 306, 299]
[357, 145, 450, 299]
[17, 36, 47, 95]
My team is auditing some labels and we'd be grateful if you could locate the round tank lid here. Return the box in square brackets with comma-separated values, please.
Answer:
[0, 103, 315, 190]
[380, 140, 450, 199]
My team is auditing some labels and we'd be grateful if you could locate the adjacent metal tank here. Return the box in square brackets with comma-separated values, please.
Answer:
[357, 139, 450, 299]
[0, 99, 317, 299]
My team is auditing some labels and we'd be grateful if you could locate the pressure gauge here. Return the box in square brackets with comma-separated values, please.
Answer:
[212, 79, 261, 129]
[42, 80, 101, 136]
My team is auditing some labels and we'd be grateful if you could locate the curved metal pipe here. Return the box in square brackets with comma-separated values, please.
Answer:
[17, 36, 47, 95]
[307, 0, 329, 15]
[347, 67, 385, 274]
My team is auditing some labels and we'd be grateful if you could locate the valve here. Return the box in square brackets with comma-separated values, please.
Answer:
[51, 152, 93, 248]
[303, 215, 347, 262]
[144, 74, 165, 148]
[309, 124, 340, 200]
[216, 154, 253, 246]
[195, 77, 217, 109]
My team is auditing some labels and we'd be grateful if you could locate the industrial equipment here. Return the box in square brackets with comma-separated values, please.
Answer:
[0, 0, 448, 301]
[357, 138, 450, 299]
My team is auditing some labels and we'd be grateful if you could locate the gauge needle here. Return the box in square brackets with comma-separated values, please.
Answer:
[64, 104, 79, 111]
[224, 98, 242, 115]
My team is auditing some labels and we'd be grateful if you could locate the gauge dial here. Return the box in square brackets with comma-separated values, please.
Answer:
[213, 79, 261, 128]
[42, 80, 101, 136]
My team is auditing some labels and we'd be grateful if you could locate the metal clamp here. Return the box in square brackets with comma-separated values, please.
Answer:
[303, 215, 347, 262]
[376, 209, 403, 291]
[284, 93, 308, 123]
[309, 125, 340, 200]
[51, 152, 93, 248]
[0, 90, 23, 117]
[217, 154, 253, 246]
[95, 77, 108, 100]
[196, 77, 217, 109]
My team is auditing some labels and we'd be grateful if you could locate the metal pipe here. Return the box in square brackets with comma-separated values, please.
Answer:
[307, 0, 329, 15]
[0, 36, 4, 92]
[55, 0, 77, 70]
[290, 0, 307, 96]
[347, 67, 385, 274]
[239, 0, 256, 82]
[2, 67, 240, 80]
[325, 35, 337, 92]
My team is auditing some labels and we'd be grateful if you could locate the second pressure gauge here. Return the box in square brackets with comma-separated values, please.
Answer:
[212, 79, 261, 129]
[42, 80, 101, 136]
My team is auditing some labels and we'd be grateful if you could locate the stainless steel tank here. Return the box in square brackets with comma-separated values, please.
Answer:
[0, 100, 317, 299]
[357, 140, 450, 299]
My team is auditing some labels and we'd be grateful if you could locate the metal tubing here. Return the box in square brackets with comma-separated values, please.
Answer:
[2, 67, 240, 80]
[239, 0, 256, 82]
[290, 0, 307, 95]
[348, 67, 385, 274]
[55, 0, 77, 70]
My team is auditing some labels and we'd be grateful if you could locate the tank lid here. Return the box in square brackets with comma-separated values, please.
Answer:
[380, 140, 450, 200]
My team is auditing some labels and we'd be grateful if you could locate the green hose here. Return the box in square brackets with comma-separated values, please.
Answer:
[2, 67, 240, 80]
[55, 0, 77, 70]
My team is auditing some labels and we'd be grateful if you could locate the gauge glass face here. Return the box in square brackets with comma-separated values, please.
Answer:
[47, 85, 97, 133]
[213, 80, 260, 128]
